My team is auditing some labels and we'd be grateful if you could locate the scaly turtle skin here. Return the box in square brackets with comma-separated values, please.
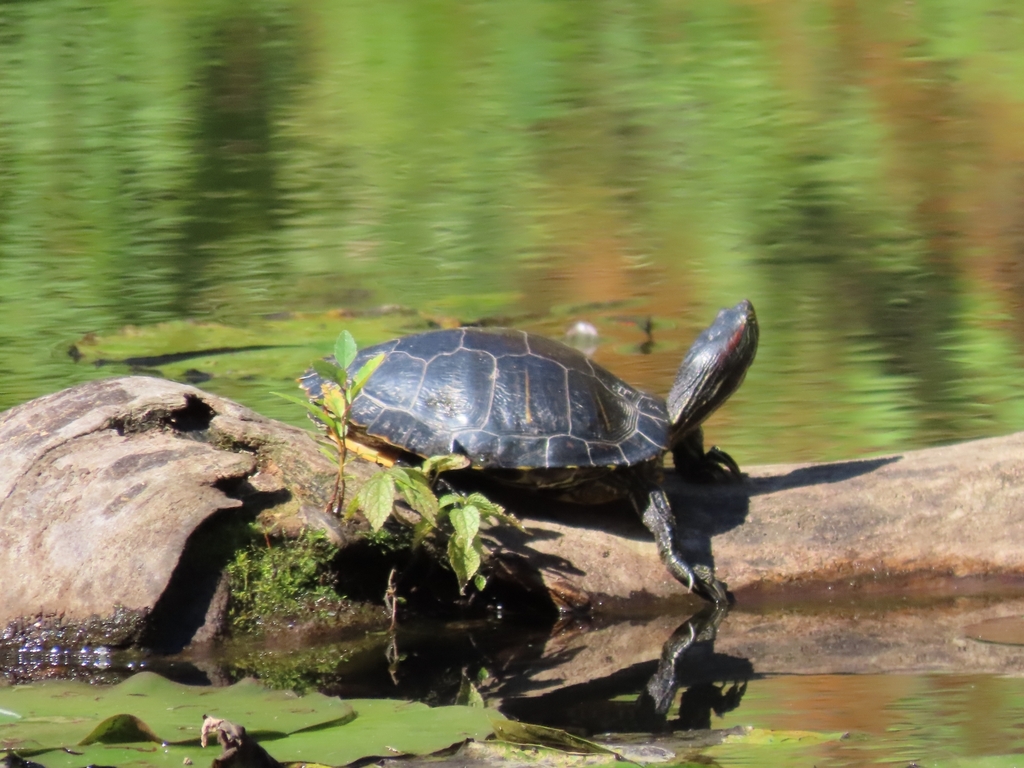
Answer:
[301, 300, 759, 603]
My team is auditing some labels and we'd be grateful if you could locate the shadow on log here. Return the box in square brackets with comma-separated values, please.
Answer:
[486, 432, 1024, 608]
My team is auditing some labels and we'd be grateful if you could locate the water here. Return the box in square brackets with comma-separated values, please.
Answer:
[12, 594, 1023, 765]
[4, 0, 1024, 762]
[4, 0, 1024, 464]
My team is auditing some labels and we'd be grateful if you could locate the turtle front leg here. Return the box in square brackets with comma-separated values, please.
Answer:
[672, 427, 743, 484]
[628, 477, 729, 605]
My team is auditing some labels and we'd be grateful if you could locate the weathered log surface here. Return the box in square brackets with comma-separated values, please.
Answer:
[3, 376, 1024, 647]
[0, 376, 369, 646]
[487, 432, 1024, 607]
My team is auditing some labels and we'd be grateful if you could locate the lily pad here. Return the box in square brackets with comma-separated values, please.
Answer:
[275, 699, 498, 765]
[67, 312, 426, 426]
[63, 302, 669, 428]
[78, 714, 163, 745]
[490, 721, 618, 756]
[705, 726, 847, 766]
[0, 672, 502, 768]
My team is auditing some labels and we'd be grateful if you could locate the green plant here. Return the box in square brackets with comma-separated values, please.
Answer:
[348, 457, 522, 593]
[226, 527, 345, 633]
[283, 330, 522, 594]
[277, 330, 385, 514]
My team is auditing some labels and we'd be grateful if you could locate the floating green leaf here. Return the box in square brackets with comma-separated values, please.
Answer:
[491, 720, 619, 756]
[706, 726, 847, 767]
[78, 713, 162, 745]
[277, 700, 498, 765]
[0, 673, 503, 768]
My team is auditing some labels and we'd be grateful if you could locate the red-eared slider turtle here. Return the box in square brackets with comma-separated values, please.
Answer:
[301, 300, 758, 604]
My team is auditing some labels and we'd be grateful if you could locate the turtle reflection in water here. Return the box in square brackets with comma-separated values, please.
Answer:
[300, 300, 759, 604]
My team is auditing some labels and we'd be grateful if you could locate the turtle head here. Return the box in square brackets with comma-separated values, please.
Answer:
[667, 300, 758, 449]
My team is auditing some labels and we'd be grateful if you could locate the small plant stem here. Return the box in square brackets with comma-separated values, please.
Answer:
[327, 401, 352, 516]
[338, 402, 351, 510]
[384, 567, 399, 631]
[386, 631, 400, 685]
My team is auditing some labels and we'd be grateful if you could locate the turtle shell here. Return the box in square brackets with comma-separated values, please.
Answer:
[302, 327, 670, 470]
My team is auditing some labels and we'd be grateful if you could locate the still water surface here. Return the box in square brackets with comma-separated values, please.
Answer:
[3, 0, 1024, 465]
[4, 0, 1024, 763]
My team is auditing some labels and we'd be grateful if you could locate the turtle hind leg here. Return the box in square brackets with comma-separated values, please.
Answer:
[672, 426, 743, 484]
[629, 477, 729, 605]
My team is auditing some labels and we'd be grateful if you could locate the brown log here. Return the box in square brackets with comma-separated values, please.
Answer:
[4, 376, 1024, 649]
[0, 376, 374, 647]
[486, 432, 1024, 608]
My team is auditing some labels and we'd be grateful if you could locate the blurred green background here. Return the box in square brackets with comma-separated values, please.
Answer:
[3, 0, 1024, 466]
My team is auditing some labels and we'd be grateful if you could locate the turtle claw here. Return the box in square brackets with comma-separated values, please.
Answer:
[696, 573, 731, 605]
[674, 446, 744, 485]
[633, 478, 730, 605]
[705, 445, 743, 481]
[671, 427, 745, 484]
[692, 562, 730, 604]
[674, 560, 729, 605]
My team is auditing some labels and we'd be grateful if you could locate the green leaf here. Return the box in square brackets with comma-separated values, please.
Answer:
[464, 492, 500, 515]
[355, 472, 396, 531]
[349, 353, 385, 401]
[0, 673, 501, 768]
[473, 573, 487, 592]
[422, 454, 471, 477]
[437, 493, 461, 510]
[334, 330, 359, 370]
[280, 700, 499, 766]
[455, 677, 485, 709]
[707, 727, 848, 767]
[273, 392, 332, 423]
[491, 721, 619, 756]
[322, 389, 348, 424]
[448, 503, 480, 546]
[391, 467, 439, 525]
[388, 466, 411, 484]
[344, 492, 362, 519]
[317, 443, 340, 461]
[312, 358, 346, 387]
[319, 413, 344, 439]
[411, 518, 434, 549]
[0, 673, 353, 751]
[77, 713, 162, 746]
[466, 493, 524, 531]
[448, 535, 481, 593]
